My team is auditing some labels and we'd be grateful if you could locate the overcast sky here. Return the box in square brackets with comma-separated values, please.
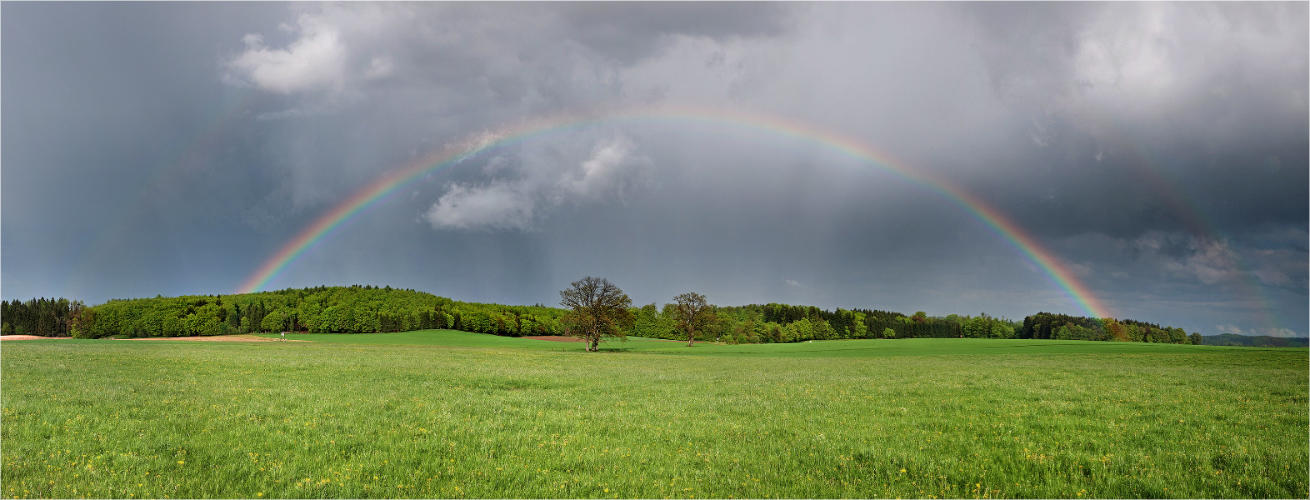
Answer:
[4, 2, 1306, 337]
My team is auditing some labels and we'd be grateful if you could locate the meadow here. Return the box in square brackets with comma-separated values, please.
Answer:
[2, 332, 1305, 498]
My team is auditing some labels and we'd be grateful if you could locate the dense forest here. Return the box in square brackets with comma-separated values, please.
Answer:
[0, 297, 81, 337]
[0, 285, 1229, 346]
[2, 286, 566, 339]
[1019, 312, 1203, 345]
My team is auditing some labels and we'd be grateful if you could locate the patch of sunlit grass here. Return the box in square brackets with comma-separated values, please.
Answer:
[2, 337, 1305, 498]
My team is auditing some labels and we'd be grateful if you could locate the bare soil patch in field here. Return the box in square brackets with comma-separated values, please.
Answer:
[0, 335, 72, 341]
[523, 335, 680, 343]
[118, 335, 310, 342]
[523, 336, 585, 342]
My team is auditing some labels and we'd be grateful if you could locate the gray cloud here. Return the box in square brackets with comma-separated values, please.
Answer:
[961, 2, 1308, 239]
[3, 2, 1305, 340]
[216, 2, 796, 214]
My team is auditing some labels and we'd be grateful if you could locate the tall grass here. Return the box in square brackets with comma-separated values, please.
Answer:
[3, 334, 1305, 498]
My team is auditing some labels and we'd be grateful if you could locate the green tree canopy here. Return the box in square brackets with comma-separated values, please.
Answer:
[559, 277, 634, 352]
[672, 292, 713, 347]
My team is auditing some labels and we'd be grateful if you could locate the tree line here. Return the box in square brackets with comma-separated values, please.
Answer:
[553, 278, 1201, 347]
[0, 297, 84, 337]
[2, 286, 568, 339]
[2, 283, 1203, 346]
[1020, 312, 1202, 344]
[625, 302, 1020, 344]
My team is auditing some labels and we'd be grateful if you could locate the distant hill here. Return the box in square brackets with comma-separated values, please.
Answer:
[1202, 334, 1308, 348]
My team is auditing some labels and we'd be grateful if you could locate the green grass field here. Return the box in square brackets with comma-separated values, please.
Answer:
[3, 332, 1306, 498]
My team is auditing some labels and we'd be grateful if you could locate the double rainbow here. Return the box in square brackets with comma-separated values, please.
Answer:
[236, 105, 1114, 319]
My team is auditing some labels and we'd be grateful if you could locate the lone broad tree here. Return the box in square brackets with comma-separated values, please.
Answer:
[559, 277, 633, 352]
[672, 292, 713, 347]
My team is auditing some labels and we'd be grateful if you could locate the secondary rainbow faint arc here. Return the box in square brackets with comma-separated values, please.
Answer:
[236, 105, 1115, 319]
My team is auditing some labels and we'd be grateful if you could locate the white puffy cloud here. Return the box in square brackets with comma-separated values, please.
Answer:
[1263, 327, 1302, 338]
[1124, 231, 1308, 293]
[225, 14, 347, 94]
[424, 183, 534, 230]
[1216, 324, 1302, 338]
[558, 138, 640, 200]
[425, 133, 649, 230]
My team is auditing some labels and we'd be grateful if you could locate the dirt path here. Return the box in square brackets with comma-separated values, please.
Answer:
[0, 335, 72, 341]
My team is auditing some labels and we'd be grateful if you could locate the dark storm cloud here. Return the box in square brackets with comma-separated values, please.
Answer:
[223, 2, 795, 109]
[215, 2, 798, 214]
[934, 3, 1307, 336]
[960, 2, 1097, 111]
[952, 2, 1308, 240]
[2, 2, 293, 299]
[2, 3, 1305, 339]
[555, 2, 794, 63]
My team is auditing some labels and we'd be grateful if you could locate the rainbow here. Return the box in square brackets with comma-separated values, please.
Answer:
[236, 105, 1115, 319]
[1102, 118, 1287, 332]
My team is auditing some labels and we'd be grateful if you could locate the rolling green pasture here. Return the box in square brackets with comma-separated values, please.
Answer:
[2, 332, 1306, 498]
